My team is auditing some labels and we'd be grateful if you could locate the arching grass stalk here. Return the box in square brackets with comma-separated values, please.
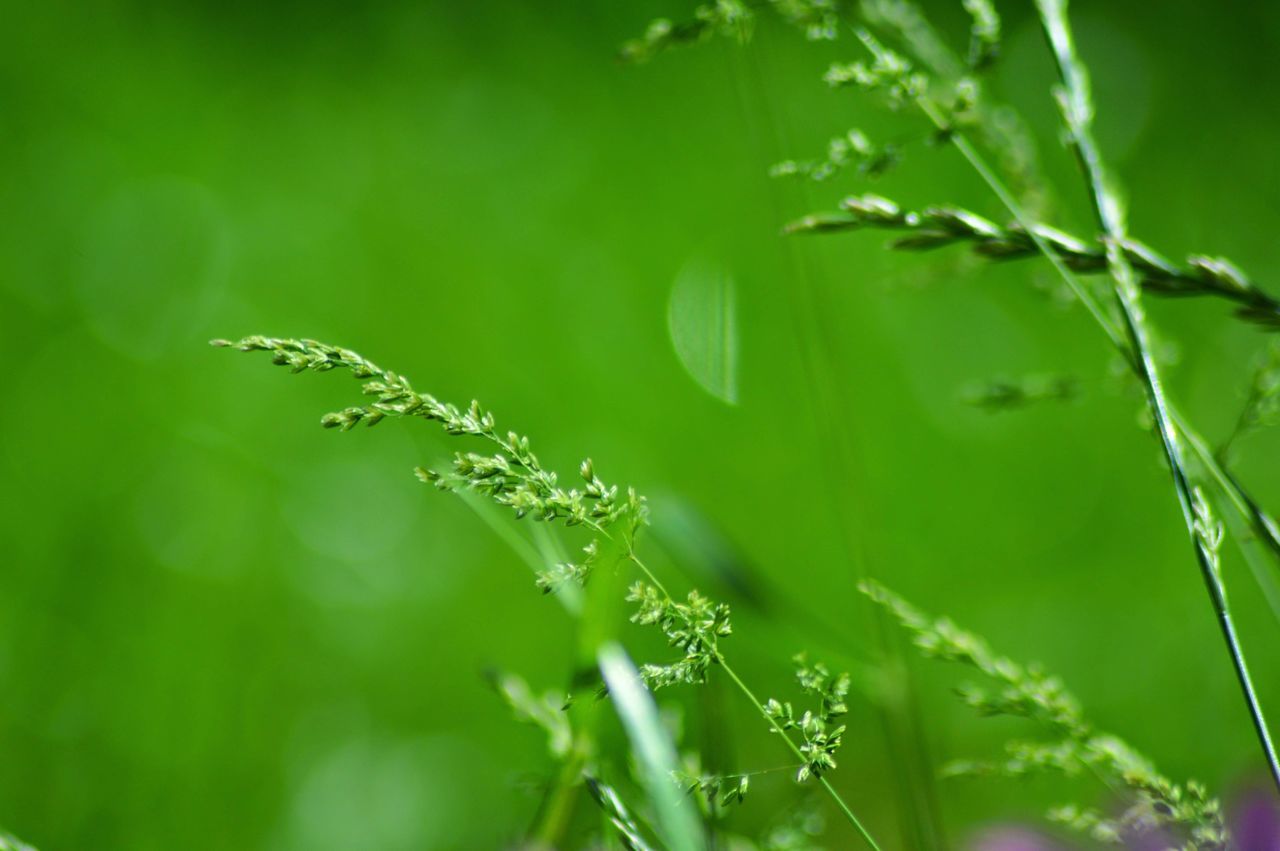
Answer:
[1032, 0, 1280, 792]
[213, 336, 884, 850]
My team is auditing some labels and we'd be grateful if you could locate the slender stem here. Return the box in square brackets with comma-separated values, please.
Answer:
[626, 552, 882, 850]
[1033, 0, 1280, 792]
[627, 550, 674, 599]
[531, 744, 588, 847]
[718, 657, 883, 851]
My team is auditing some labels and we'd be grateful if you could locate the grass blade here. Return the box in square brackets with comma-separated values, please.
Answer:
[598, 642, 707, 851]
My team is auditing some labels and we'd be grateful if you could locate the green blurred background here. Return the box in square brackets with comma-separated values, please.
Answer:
[3, 1, 1280, 848]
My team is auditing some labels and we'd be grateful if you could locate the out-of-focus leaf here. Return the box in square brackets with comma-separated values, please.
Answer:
[598, 643, 706, 851]
[668, 261, 739, 405]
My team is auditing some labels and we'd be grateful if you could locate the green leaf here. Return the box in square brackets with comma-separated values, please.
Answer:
[667, 261, 739, 405]
[598, 643, 707, 851]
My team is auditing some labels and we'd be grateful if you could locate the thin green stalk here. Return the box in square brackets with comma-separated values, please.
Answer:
[626, 551, 882, 850]
[1033, 0, 1280, 792]
[531, 743, 589, 847]
[718, 658, 882, 851]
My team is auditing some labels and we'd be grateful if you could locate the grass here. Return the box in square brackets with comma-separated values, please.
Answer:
[214, 335, 882, 849]
[787, 1, 1280, 792]
[1034, 0, 1279, 794]
[197, 1, 1280, 848]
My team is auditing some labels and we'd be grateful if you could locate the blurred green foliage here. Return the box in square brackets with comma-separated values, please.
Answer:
[2, 0, 1279, 848]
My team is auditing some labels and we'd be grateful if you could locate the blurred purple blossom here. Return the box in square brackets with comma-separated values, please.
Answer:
[1231, 787, 1280, 851]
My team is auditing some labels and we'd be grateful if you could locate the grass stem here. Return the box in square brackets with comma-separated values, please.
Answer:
[1033, 0, 1280, 793]
[626, 551, 882, 850]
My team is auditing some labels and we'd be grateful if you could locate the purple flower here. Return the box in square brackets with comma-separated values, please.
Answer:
[1230, 787, 1280, 851]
